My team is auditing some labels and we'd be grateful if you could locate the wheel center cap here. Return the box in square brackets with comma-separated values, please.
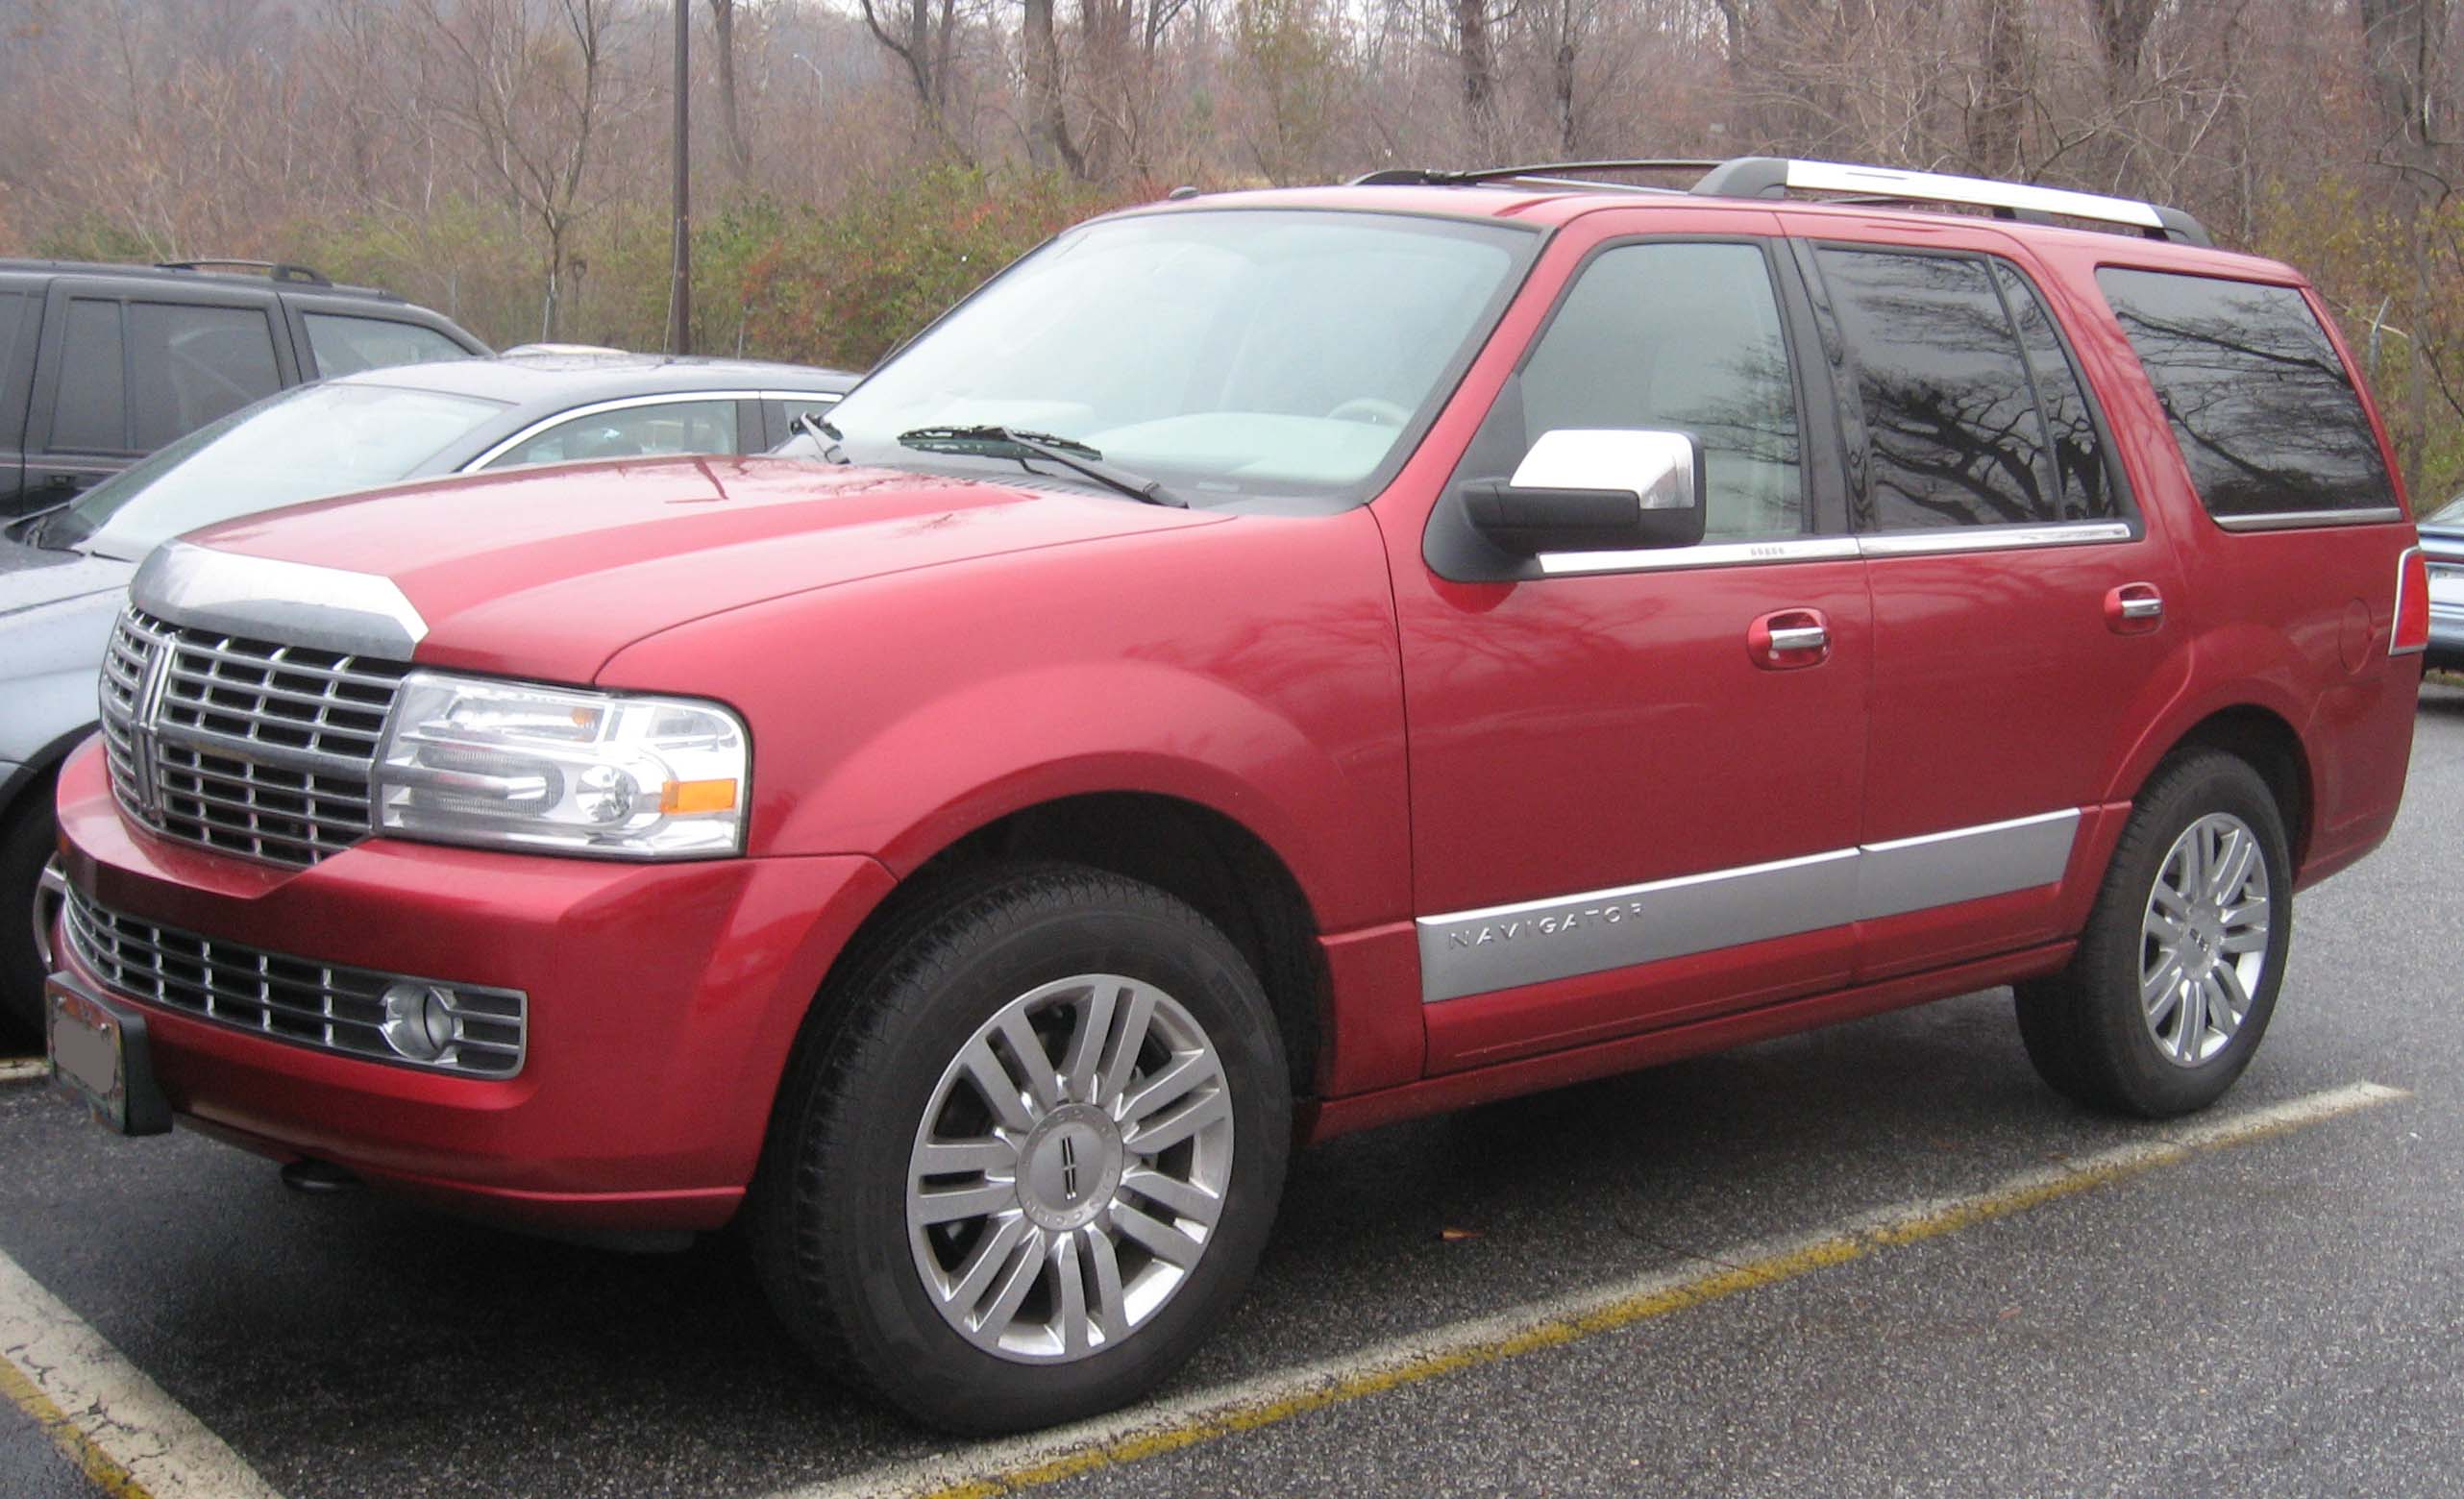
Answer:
[1017, 1104, 1124, 1231]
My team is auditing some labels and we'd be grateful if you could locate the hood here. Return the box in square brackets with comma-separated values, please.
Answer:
[158, 455, 1227, 681]
[0, 538, 138, 619]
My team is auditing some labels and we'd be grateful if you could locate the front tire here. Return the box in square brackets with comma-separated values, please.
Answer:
[0, 777, 61, 1047]
[752, 865, 1291, 1433]
[2015, 751, 2292, 1117]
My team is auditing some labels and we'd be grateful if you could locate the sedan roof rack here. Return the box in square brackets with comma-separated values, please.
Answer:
[156, 258, 334, 286]
[1690, 157, 2211, 246]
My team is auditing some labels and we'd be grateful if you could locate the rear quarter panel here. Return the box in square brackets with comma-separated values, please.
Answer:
[2030, 235, 2420, 892]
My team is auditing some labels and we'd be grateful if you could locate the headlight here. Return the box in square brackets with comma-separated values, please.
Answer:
[373, 672, 749, 859]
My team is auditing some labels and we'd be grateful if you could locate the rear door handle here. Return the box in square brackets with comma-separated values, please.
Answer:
[1749, 608, 1831, 669]
[2106, 582, 2164, 634]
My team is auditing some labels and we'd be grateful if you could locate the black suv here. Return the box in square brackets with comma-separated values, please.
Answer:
[0, 259, 488, 518]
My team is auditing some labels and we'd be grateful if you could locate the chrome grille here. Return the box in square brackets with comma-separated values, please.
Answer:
[100, 607, 408, 868]
[62, 887, 526, 1078]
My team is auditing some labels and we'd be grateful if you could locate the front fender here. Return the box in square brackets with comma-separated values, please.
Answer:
[595, 509, 1413, 932]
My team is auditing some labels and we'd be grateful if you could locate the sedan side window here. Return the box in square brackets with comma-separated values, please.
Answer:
[481, 399, 740, 470]
[1466, 241, 1807, 541]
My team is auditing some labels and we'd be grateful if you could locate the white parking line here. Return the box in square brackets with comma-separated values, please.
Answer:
[778, 1080, 2407, 1499]
[0, 1059, 49, 1085]
[0, 1245, 286, 1499]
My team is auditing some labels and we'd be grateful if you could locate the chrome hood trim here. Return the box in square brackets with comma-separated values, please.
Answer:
[130, 541, 428, 659]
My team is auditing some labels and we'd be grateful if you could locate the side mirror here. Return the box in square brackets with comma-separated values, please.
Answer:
[1456, 429, 1707, 555]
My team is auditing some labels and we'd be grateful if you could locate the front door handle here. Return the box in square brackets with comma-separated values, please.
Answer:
[1749, 608, 1831, 669]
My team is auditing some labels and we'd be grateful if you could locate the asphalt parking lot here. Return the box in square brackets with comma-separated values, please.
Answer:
[7, 685, 2464, 1499]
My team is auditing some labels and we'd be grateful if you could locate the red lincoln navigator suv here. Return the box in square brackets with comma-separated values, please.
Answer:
[46, 157, 2427, 1433]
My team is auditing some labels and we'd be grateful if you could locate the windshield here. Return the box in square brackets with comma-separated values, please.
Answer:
[61, 381, 508, 558]
[822, 209, 1532, 505]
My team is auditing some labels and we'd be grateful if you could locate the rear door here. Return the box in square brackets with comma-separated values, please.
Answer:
[1392, 208, 1876, 1072]
[24, 279, 294, 506]
[1797, 233, 2190, 979]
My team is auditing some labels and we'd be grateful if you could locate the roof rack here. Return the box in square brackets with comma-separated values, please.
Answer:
[1350, 160, 1717, 192]
[156, 258, 333, 286]
[1691, 158, 2210, 245]
[1348, 155, 2211, 246]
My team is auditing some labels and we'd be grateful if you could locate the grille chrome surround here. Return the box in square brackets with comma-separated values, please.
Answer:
[62, 887, 526, 1078]
[100, 607, 409, 868]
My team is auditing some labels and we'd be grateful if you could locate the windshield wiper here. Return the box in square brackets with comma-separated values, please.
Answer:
[5, 498, 85, 552]
[790, 408, 850, 463]
[896, 425, 1187, 508]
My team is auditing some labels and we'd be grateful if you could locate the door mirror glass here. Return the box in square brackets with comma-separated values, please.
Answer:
[1463, 428, 1707, 555]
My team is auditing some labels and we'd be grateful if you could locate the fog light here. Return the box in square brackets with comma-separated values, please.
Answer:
[379, 981, 458, 1063]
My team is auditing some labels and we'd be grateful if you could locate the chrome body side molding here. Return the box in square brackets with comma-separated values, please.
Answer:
[132, 542, 428, 659]
[1417, 808, 2083, 1003]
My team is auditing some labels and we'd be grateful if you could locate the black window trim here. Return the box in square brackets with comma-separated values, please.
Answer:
[1802, 239, 2145, 551]
[1425, 230, 1851, 583]
[2091, 260, 2406, 532]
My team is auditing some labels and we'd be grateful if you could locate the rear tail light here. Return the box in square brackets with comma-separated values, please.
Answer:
[2393, 545, 2430, 656]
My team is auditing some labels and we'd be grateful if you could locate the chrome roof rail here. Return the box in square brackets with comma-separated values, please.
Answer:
[1690, 157, 2211, 246]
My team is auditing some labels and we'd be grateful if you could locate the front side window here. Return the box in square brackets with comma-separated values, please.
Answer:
[305, 313, 471, 378]
[481, 399, 742, 470]
[1819, 249, 2065, 530]
[821, 210, 1533, 505]
[2096, 267, 2394, 519]
[1484, 240, 1806, 541]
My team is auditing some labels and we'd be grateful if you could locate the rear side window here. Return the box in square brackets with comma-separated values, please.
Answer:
[304, 313, 470, 378]
[128, 302, 283, 450]
[1818, 248, 2069, 530]
[1993, 262, 2116, 521]
[2096, 268, 2394, 519]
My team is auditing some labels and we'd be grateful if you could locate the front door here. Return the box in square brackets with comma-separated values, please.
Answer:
[1386, 211, 1874, 1072]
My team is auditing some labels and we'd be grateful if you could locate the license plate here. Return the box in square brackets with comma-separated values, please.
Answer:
[46, 978, 171, 1136]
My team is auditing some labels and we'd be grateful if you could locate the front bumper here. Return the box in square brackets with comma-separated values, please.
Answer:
[50, 739, 895, 1231]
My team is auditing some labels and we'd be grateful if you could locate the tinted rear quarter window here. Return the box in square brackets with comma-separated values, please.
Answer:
[52, 297, 128, 452]
[2096, 268, 2393, 519]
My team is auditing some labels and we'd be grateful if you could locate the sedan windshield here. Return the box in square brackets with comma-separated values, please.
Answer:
[822, 209, 1532, 505]
[2427, 494, 2464, 527]
[59, 381, 508, 559]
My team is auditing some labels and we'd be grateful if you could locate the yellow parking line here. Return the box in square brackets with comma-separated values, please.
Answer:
[0, 1245, 287, 1499]
[785, 1080, 2406, 1499]
[0, 1355, 149, 1498]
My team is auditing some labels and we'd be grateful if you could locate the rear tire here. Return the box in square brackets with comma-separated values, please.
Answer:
[2015, 751, 2292, 1117]
[751, 864, 1290, 1434]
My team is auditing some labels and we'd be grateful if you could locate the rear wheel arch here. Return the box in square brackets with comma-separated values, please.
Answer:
[2141, 706, 2311, 874]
